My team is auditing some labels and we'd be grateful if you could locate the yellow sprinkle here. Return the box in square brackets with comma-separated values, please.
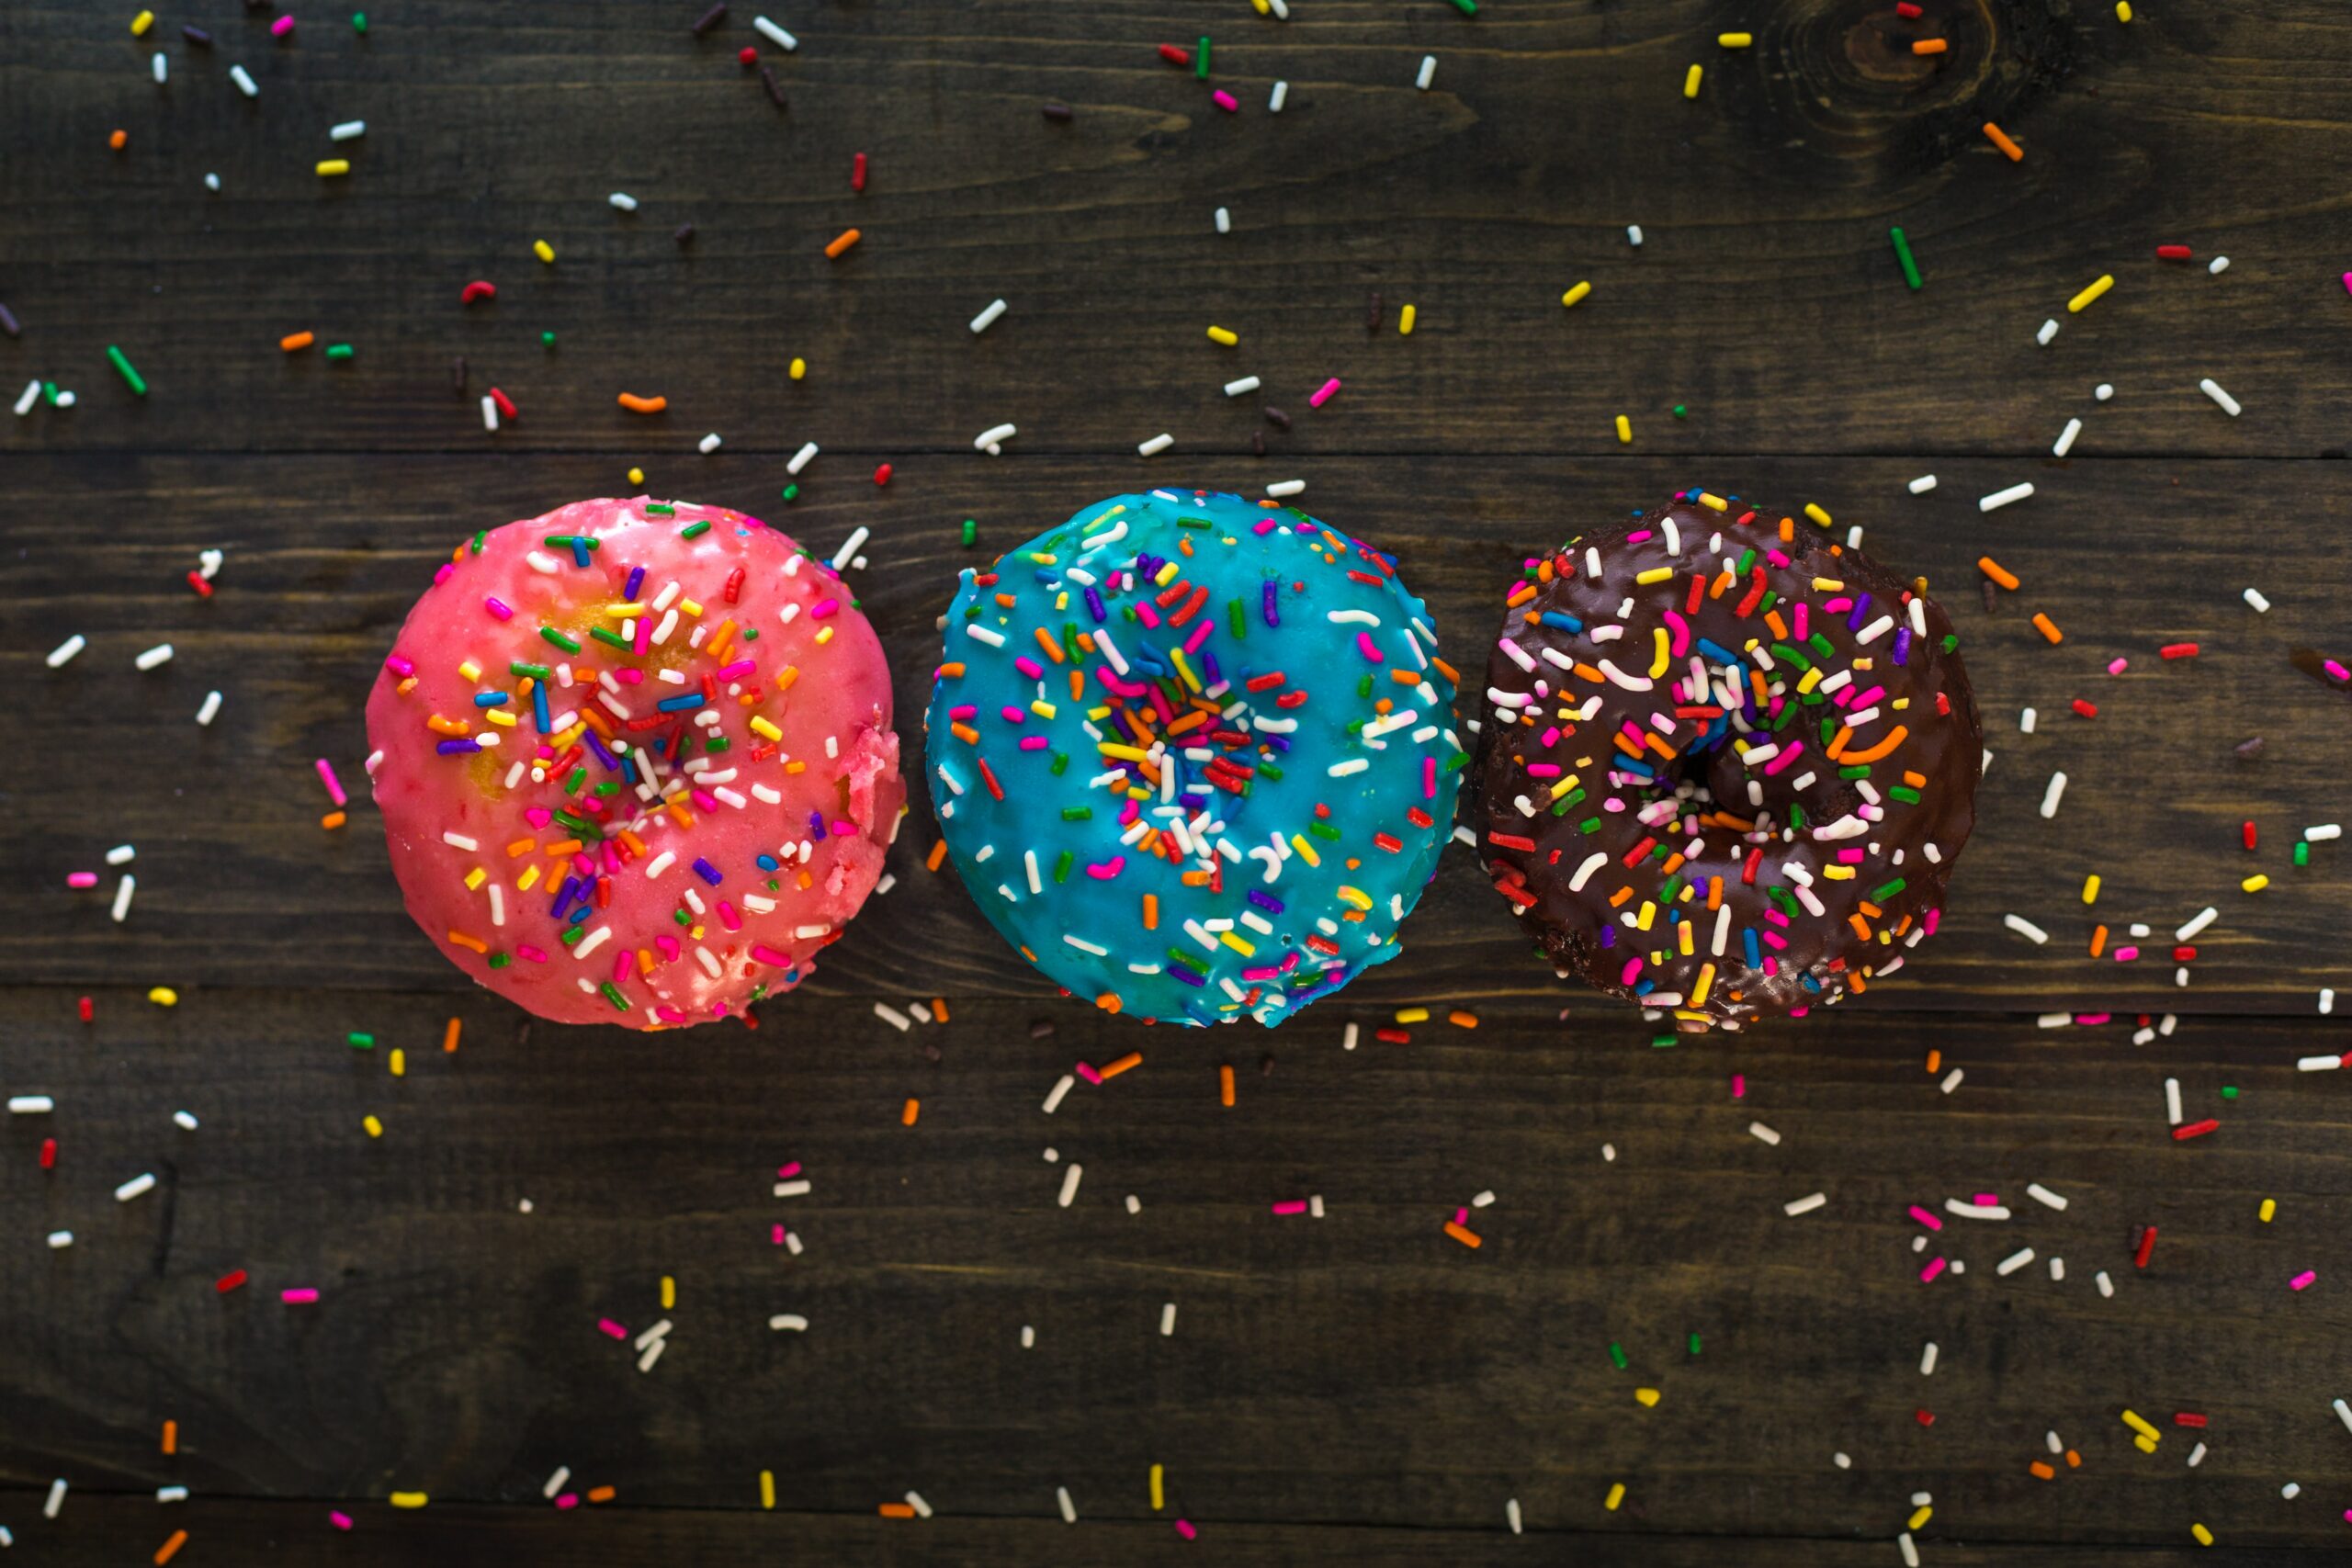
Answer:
[2066, 275, 2114, 313]
[463, 867, 488, 890]
[2135, 1433, 2160, 1453]
[390, 1048, 405, 1077]
[1908, 1506, 1932, 1531]
[1634, 899, 1656, 931]
[1804, 502, 1833, 526]
[533, 239, 557, 265]
[1395, 1007, 1431, 1024]
[131, 10, 155, 35]
[749, 715, 784, 742]
[1205, 325, 1239, 346]
[2243, 873, 2269, 893]
[2191, 1523, 2212, 1546]
[2082, 874, 2101, 903]
[1335, 886, 1373, 911]
[1029, 700, 1057, 720]
[148, 987, 178, 1007]
[1289, 834, 1321, 869]
[1634, 1386, 1660, 1407]
[1634, 567, 1674, 585]
[759, 1471, 775, 1509]
[628, 467, 645, 486]
[390, 1492, 427, 1509]
[1614, 413, 1633, 445]
[2120, 1408, 2160, 1440]
[1217, 930, 1257, 956]
[1170, 647, 1203, 693]
[316, 160, 352, 177]
[458, 659, 482, 682]
[363, 1115, 384, 1138]
[1398, 303, 1417, 335]
[788, 357, 806, 380]
[1718, 31, 1751, 46]
[1697, 492, 1728, 511]
[662, 1275, 676, 1309]
[517, 863, 542, 892]
[681, 598, 704, 617]
[1149, 1463, 1165, 1512]
[1604, 1483, 1625, 1511]
[1683, 63, 1703, 98]
[1691, 962, 1715, 1005]
[2116, 0, 2132, 18]
[2259, 1198, 2276, 1223]
[1560, 280, 1592, 309]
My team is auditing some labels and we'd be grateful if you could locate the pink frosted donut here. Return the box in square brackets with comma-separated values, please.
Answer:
[365, 498, 904, 1028]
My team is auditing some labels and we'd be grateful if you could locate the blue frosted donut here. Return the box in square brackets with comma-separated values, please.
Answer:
[923, 490, 1464, 1027]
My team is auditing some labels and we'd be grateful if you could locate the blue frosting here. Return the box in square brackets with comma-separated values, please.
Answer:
[923, 491, 1463, 1027]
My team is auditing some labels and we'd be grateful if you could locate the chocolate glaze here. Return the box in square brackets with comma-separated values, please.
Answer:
[1473, 494, 1981, 1029]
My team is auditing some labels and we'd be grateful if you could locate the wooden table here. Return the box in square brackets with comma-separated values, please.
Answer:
[5, 3, 2347, 1562]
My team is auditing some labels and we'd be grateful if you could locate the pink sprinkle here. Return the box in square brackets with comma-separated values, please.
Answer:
[777, 1161, 802, 1179]
[2106, 657, 2129, 675]
[718, 659, 755, 681]
[809, 597, 840, 619]
[717, 900, 742, 931]
[1731, 1074, 1745, 1099]
[2290, 1269, 2316, 1291]
[598, 1318, 629, 1339]
[2325, 658, 2351, 682]
[1013, 656, 1044, 680]
[1084, 857, 1126, 880]
[1453, 1206, 1469, 1224]
[2344, 273, 2352, 297]
[1212, 89, 1238, 112]
[1908, 1204, 1944, 1232]
[750, 943, 794, 967]
[270, 13, 294, 35]
[771, 1224, 786, 1245]
[517, 944, 549, 963]
[314, 758, 347, 806]
[554, 1494, 580, 1510]
[1973, 1191, 2000, 1206]
[1354, 631, 1384, 663]
[1075, 1061, 1104, 1086]
[1308, 378, 1341, 409]
[1422, 756, 1436, 799]
[1175, 1518, 1198, 1540]
[385, 653, 414, 677]
[67, 872, 97, 888]
[281, 1288, 320, 1304]
[2113, 945, 2141, 962]
[1920, 1257, 1947, 1282]
[329, 1511, 354, 1530]
[1271, 1200, 1308, 1214]
[485, 596, 514, 621]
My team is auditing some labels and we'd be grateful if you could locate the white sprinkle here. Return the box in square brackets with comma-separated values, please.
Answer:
[1269, 80, 1288, 112]
[637, 1337, 666, 1372]
[1918, 1341, 1939, 1375]
[2243, 585, 2271, 613]
[1939, 1067, 1964, 1095]
[1043, 1074, 1074, 1114]
[2177, 906, 2218, 942]
[2052, 417, 2082, 457]
[1223, 376, 1261, 397]
[115, 1172, 157, 1202]
[1057, 1486, 1077, 1524]
[2003, 913, 2049, 945]
[1342, 1022, 1360, 1052]
[2309, 824, 2343, 841]
[2185, 1440, 2205, 1468]
[542, 1467, 571, 1498]
[830, 525, 869, 570]
[2335, 1396, 2352, 1435]
[2322, 988, 2336, 1016]
[1471, 1190, 1496, 1208]
[157, 1486, 187, 1503]
[134, 642, 175, 671]
[1057, 1163, 1083, 1207]
[2026, 1183, 2069, 1211]
[1159, 1302, 1177, 1337]
[1136, 433, 1174, 457]
[2036, 318, 2059, 346]
[1905, 473, 1937, 494]
[45, 1230, 73, 1250]
[8, 1097, 55, 1115]
[153, 50, 167, 83]
[1748, 1122, 1781, 1146]
[331, 119, 368, 141]
[196, 690, 222, 726]
[174, 1111, 198, 1130]
[2284, 1482, 2301, 1498]
[2019, 706, 2037, 734]
[1506, 1497, 1522, 1534]
[969, 298, 1008, 334]
[440, 830, 479, 852]
[44, 1479, 67, 1518]
[2037, 1012, 2070, 1029]
[13, 378, 42, 417]
[1415, 54, 1437, 90]
[1899, 1531, 1919, 1568]
[2047, 1431, 2064, 1454]
[1996, 1247, 2036, 1277]
[1627, 224, 1643, 247]
[1979, 481, 2035, 512]
[1021, 1325, 1035, 1348]
[2297, 1054, 2343, 1072]
[1945, 1199, 2010, 1220]
[1125, 1194, 1141, 1213]
[2039, 771, 2067, 819]
[1567, 852, 1611, 893]
[965, 624, 1006, 649]
[775, 1179, 811, 1197]
[45, 634, 86, 667]
[481, 394, 499, 432]
[2209, 255, 2230, 274]
[204, 172, 220, 190]
[634, 1319, 673, 1351]
[786, 441, 820, 476]
[1265, 479, 1306, 499]
[906, 1491, 933, 1519]
[644, 851, 676, 880]
[2164, 1077, 2183, 1126]
[974, 422, 1016, 451]
[1602, 1143, 1616, 1162]
[1783, 1191, 1826, 1216]
[230, 63, 258, 97]
[1833, 1452, 1851, 1470]
[111, 874, 136, 923]
[2096, 1269, 2115, 1298]
[2095, 382, 2115, 400]
[2199, 378, 2241, 416]
[698, 433, 723, 455]
[769, 1314, 809, 1332]
[1215, 206, 1231, 234]
[752, 15, 798, 50]
[874, 1002, 911, 1032]
[1327, 758, 1370, 778]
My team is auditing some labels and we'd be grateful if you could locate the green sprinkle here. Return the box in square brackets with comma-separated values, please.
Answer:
[347, 1032, 375, 1049]
[1838, 764, 1871, 780]
[1788, 802, 1807, 829]
[1889, 226, 1923, 290]
[680, 520, 711, 539]
[488, 951, 511, 969]
[1053, 849, 1073, 884]
[1060, 807, 1092, 821]
[1871, 878, 1907, 901]
[1196, 35, 1210, 78]
[589, 626, 630, 650]
[1177, 514, 1213, 530]
[2222, 1085, 2239, 1100]
[1650, 1034, 1677, 1048]
[1048, 752, 1069, 775]
[592, 781, 622, 797]
[1888, 785, 1922, 805]
[1608, 1341, 1627, 1369]
[542, 534, 600, 550]
[1228, 598, 1247, 638]
[324, 343, 355, 360]
[1578, 816, 1601, 835]
[781, 484, 799, 503]
[600, 981, 631, 1012]
[1256, 761, 1283, 782]
[1442, 750, 1471, 773]
[704, 735, 729, 753]
[1940, 634, 1959, 652]
[673, 908, 692, 927]
[960, 517, 978, 547]
[564, 766, 587, 795]
[560, 924, 588, 948]
[644, 502, 675, 516]
[106, 344, 146, 396]
[551, 808, 602, 840]
[510, 660, 550, 679]
[352, 11, 368, 31]
[1672, 403, 1688, 419]
[1357, 674, 1374, 698]
[741, 628, 759, 641]
[2295, 841, 2311, 866]
[538, 626, 581, 654]
[1735, 547, 1757, 576]
[470, 531, 488, 555]
[1452, 0, 1477, 12]
[1689, 1332, 1702, 1356]
[42, 382, 58, 405]
[1309, 820, 1341, 841]
[540, 330, 556, 348]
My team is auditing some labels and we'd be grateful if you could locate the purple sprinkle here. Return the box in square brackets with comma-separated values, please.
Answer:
[1201, 649, 1223, 687]
[1599, 925, 1617, 949]
[1084, 585, 1107, 623]
[584, 732, 619, 770]
[624, 566, 645, 599]
[1892, 626, 1912, 666]
[807, 809, 829, 842]
[1261, 581, 1280, 627]
[692, 857, 722, 885]
[435, 739, 481, 754]
[1247, 889, 1285, 914]
[1847, 592, 1873, 631]
[1167, 963, 1205, 987]
[551, 874, 581, 918]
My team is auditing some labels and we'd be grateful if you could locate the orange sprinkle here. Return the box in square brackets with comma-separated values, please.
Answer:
[1836, 725, 1910, 765]
[931, 998, 949, 1023]
[2030, 1461, 2055, 1480]
[2032, 612, 2064, 645]
[1142, 892, 1159, 930]
[447, 930, 489, 953]
[1099, 1051, 1143, 1080]
[1218, 1063, 1236, 1107]
[1430, 656, 1460, 685]
[154, 1530, 188, 1566]
[162, 1419, 177, 1455]
[443, 1018, 462, 1053]
[321, 810, 346, 829]
[1095, 992, 1122, 1013]
[1912, 37, 1948, 54]
[1443, 1221, 1483, 1248]
[1033, 626, 1067, 663]
[824, 228, 863, 258]
[1976, 556, 2020, 590]
[616, 392, 668, 414]
[2089, 924, 2109, 957]
[587, 1485, 616, 1503]
[109, 129, 129, 151]
[279, 331, 315, 353]
[900, 1098, 920, 1126]
[1984, 121, 2024, 161]
[1924, 1049, 1941, 1074]
[925, 840, 948, 872]
[1448, 1010, 1478, 1029]
[879, 1503, 918, 1519]
[2065, 1450, 2082, 1468]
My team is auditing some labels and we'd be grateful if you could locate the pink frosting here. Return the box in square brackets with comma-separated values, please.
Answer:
[365, 498, 903, 1028]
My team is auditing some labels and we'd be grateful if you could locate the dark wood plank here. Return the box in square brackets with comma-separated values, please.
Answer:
[8, 1493, 2324, 1568]
[9, 452, 2346, 1012]
[3, 987, 2346, 1546]
[1, 1, 2346, 457]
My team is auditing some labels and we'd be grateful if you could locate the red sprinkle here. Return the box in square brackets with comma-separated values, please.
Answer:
[874, 463, 892, 487]
[722, 567, 745, 604]
[738, 45, 757, 64]
[2173, 1118, 2220, 1141]
[2159, 642, 2199, 659]
[2175, 1412, 2209, 1428]
[215, 1269, 249, 1293]
[1895, 2, 1923, 14]
[2071, 698, 2098, 719]
[852, 152, 868, 191]
[78, 996, 93, 1022]
[1157, 42, 1192, 65]
[187, 570, 214, 598]
[2156, 244, 2194, 260]
[488, 386, 518, 421]
[39, 1137, 57, 1170]
[459, 280, 497, 305]
[2242, 820, 2257, 851]
[1915, 1408, 1936, 1427]
[1374, 1027, 1410, 1044]
[2133, 1225, 2158, 1269]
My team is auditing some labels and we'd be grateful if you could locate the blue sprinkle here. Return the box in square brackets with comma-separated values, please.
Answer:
[570, 538, 591, 569]
[656, 693, 707, 713]
[473, 691, 510, 707]
[692, 857, 722, 885]
[532, 683, 551, 734]
[1696, 637, 1742, 667]
[1539, 611, 1583, 632]
[756, 853, 779, 872]
[1742, 927, 1761, 969]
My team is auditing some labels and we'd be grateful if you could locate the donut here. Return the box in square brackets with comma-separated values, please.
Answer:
[1473, 491, 1980, 1029]
[366, 498, 904, 1028]
[924, 489, 1464, 1027]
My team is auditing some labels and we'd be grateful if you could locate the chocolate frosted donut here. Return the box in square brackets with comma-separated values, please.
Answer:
[1473, 492, 1981, 1029]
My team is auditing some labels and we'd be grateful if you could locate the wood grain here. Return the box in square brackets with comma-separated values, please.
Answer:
[1, 987, 2344, 1547]
[10, 453, 2346, 1013]
[1, 1, 2347, 458]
